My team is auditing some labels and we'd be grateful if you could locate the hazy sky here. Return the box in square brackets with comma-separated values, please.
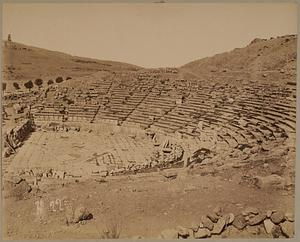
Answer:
[2, 3, 298, 68]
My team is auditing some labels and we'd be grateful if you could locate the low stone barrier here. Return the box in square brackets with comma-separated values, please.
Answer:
[158, 206, 294, 239]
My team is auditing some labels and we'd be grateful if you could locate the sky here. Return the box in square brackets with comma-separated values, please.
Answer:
[2, 3, 298, 68]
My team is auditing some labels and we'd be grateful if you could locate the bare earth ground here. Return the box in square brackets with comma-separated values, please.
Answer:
[3, 168, 293, 239]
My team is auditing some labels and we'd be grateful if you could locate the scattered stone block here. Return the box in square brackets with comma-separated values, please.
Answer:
[242, 206, 259, 216]
[271, 224, 282, 238]
[264, 219, 275, 234]
[248, 212, 266, 226]
[224, 213, 235, 225]
[232, 214, 247, 230]
[280, 221, 294, 238]
[266, 210, 274, 218]
[213, 206, 223, 216]
[207, 212, 219, 223]
[160, 170, 178, 179]
[284, 212, 294, 222]
[221, 225, 243, 238]
[254, 175, 285, 189]
[270, 211, 285, 224]
[189, 222, 199, 232]
[194, 228, 211, 238]
[246, 225, 260, 235]
[188, 228, 195, 238]
[201, 215, 214, 230]
[212, 217, 226, 235]
[176, 226, 189, 237]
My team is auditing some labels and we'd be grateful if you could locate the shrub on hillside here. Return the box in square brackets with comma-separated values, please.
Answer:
[34, 78, 43, 88]
[56, 77, 64, 83]
[24, 80, 33, 90]
[47, 79, 54, 85]
[13, 82, 20, 90]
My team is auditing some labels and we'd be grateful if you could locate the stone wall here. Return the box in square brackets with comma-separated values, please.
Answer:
[3, 119, 34, 156]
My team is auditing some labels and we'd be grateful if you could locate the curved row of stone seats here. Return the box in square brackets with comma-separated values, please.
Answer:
[142, 98, 176, 109]
[233, 87, 295, 111]
[220, 121, 266, 146]
[29, 71, 296, 154]
[66, 105, 98, 122]
[124, 90, 176, 126]
[208, 118, 249, 145]
[216, 105, 286, 138]
[216, 104, 290, 140]
[147, 83, 292, 147]
[151, 107, 195, 132]
[234, 102, 296, 133]
[95, 105, 136, 120]
[118, 80, 290, 139]
[33, 103, 65, 121]
[178, 127, 205, 139]
[192, 120, 238, 147]
[95, 112, 124, 121]
[151, 122, 180, 134]
[225, 124, 253, 144]
[237, 98, 296, 120]
[102, 104, 134, 113]
[247, 121, 276, 138]
[154, 108, 238, 146]
[149, 97, 242, 145]
[34, 113, 64, 121]
[176, 119, 240, 149]
[193, 118, 248, 148]
[68, 105, 99, 112]
[93, 87, 150, 121]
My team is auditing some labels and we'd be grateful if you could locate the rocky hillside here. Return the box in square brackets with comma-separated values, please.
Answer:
[181, 35, 297, 82]
[2, 34, 297, 91]
[2, 41, 141, 83]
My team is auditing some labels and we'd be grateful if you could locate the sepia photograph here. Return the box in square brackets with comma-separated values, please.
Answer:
[1, 1, 298, 240]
